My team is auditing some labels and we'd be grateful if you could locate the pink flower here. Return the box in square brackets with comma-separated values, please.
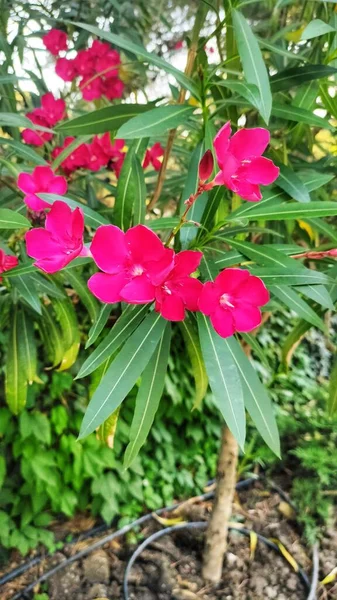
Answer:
[87, 136, 109, 171]
[174, 41, 184, 50]
[52, 137, 90, 174]
[143, 143, 165, 171]
[18, 166, 67, 211]
[40, 93, 66, 126]
[103, 78, 124, 100]
[25, 201, 89, 273]
[0, 250, 18, 281]
[199, 149, 214, 181]
[213, 122, 279, 202]
[88, 224, 175, 304]
[21, 110, 53, 147]
[155, 251, 203, 321]
[80, 75, 103, 101]
[96, 50, 120, 80]
[198, 268, 270, 338]
[89, 40, 112, 58]
[74, 49, 95, 76]
[43, 29, 68, 56]
[55, 57, 78, 81]
[107, 138, 125, 177]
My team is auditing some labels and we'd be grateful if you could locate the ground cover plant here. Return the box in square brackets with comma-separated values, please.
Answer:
[1, 0, 337, 590]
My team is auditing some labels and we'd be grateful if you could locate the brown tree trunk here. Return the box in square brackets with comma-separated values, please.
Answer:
[202, 425, 239, 583]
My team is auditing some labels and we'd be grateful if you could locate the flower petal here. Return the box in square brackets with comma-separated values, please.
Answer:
[229, 128, 270, 160]
[17, 173, 37, 194]
[210, 307, 236, 338]
[235, 275, 270, 306]
[145, 248, 175, 286]
[33, 166, 55, 190]
[45, 201, 73, 240]
[24, 194, 50, 211]
[171, 250, 203, 278]
[34, 254, 75, 274]
[234, 180, 262, 202]
[159, 293, 185, 321]
[178, 277, 203, 311]
[198, 282, 220, 315]
[238, 157, 279, 186]
[48, 175, 68, 195]
[213, 122, 231, 168]
[71, 207, 85, 240]
[231, 304, 262, 332]
[88, 272, 128, 303]
[90, 225, 127, 273]
[215, 268, 250, 294]
[120, 275, 155, 304]
[25, 229, 61, 259]
[125, 224, 165, 263]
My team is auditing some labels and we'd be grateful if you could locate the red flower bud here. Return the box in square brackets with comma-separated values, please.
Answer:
[198, 150, 214, 181]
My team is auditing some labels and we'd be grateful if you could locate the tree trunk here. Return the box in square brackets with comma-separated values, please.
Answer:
[202, 425, 239, 583]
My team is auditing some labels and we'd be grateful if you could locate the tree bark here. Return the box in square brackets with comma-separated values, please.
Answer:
[202, 424, 239, 583]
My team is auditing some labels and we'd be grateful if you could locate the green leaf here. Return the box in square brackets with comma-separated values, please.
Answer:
[77, 304, 149, 379]
[124, 323, 171, 467]
[232, 9, 272, 123]
[29, 273, 65, 300]
[17, 309, 37, 384]
[197, 313, 245, 449]
[148, 217, 193, 231]
[0, 138, 47, 165]
[240, 333, 269, 368]
[320, 82, 337, 120]
[223, 337, 280, 456]
[328, 357, 337, 415]
[301, 19, 335, 40]
[303, 172, 335, 192]
[78, 311, 167, 438]
[180, 317, 208, 410]
[229, 188, 287, 222]
[180, 142, 208, 247]
[11, 274, 42, 315]
[39, 305, 65, 367]
[198, 187, 225, 237]
[270, 285, 326, 331]
[281, 319, 311, 370]
[220, 238, 304, 270]
[39, 193, 109, 229]
[305, 218, 337, 244]
[227, 201, 337, 221]
[117, 105, 194, 139]
[64, 269, 99, 322]
[56, 105, 151, 135]
[296, 285, 334, 310]
[72, 22, 199, 97]
[5, 307, 27, 414]
[216, 80, 261, 111]
[277, 164, 310, 203]
[270, 64, 337, 92]
[114, 140, 147, 230]
[250, 267, 331, 286]
[0, 456, 6, 489]
[86, 304, 112, 349]
[0, 209, 30, 229]
[272, 103, 333, 129]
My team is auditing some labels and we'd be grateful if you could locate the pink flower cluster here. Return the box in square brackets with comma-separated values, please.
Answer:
[22, 93, 66, 147]
[0, 250, 18, 281]
[43, 29, 124, 102]
[22, 201, 269, 336]
[52, 134, 126, 177]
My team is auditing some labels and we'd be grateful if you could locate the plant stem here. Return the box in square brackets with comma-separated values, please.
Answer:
[202, 424, 239, 583]
[148, 3, 208, 211]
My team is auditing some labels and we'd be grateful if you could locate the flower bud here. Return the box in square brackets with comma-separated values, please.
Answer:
[198, 150, 214, 181]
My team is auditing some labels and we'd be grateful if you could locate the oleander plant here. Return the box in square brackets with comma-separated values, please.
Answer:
[1, 0, 337, 576]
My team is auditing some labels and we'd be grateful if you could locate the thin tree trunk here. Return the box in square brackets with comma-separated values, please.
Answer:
[202, 424, 239, 583]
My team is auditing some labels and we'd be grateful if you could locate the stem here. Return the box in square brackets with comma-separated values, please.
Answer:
[148, 3, 208, 211]
[165, 181, 215, 246]
[202, 425, 239, 583]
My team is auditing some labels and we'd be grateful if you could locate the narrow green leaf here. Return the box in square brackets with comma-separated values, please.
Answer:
[17, 309, 37, 384]
[227, 201, 337, 221]
[320, 82, 337, 120]
[216, 80, 261, 111]
[11, 274, 42, 315]
[328, 357, 337, 415]
[39, 305, 65, 367]
[277, 164, 311, 203]
[180, 317, 208, 410]
[198, 187, 225, 238]
[77, 304, 149, 378]
[79, 311, 167, 438]
[5, 307, 27, 414]
[229, 188, 287, 222]
[56, 105, 151, 135]
[270, 285, 326, 331]
[133, 153, 147, 226]
[270, 64, 337, 92]
[124, 323, 171, 467]
[272, 103, 332, 129]
[39, 193, 109, 228]
[232, 9, 272, 123]
[114, 140, 146, 230]
[117, 105, 194, 139]
[64, 270, 99, 322]
[305, 218, 337, 244]
[250, 267, 331, 286]
[301, 19, 335, 40]
[0, 209, 30, 229]
[296, 285, 334, 310]
[281, 319, 311, 371]
[0, 138, 47, 165]
[197, 313, 245, 448]
[86, 304, 112, 349]
[224, 337, 280, 456]
[72, 22, 199, 97]
[180, 142, 208, 247]
[240, 333, 269, 368]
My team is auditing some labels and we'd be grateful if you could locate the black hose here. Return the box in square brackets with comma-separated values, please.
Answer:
[122, 522, 311, 600]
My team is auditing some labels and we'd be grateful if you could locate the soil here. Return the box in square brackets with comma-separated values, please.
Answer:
[1, 481, 336, 600]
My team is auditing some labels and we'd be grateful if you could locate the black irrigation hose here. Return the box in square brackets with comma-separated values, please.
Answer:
[3, 478, 318, 600]
[122, 522, 312, 600]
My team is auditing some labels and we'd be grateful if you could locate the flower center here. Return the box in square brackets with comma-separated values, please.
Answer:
[130, 264, 144, 277]
[220, 293, 234, 308]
